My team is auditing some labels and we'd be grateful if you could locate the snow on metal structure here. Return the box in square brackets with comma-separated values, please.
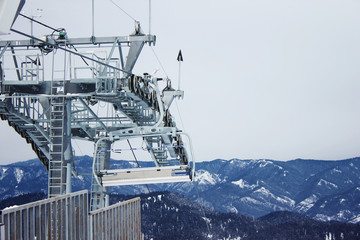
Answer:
[0, 0, 195, 212]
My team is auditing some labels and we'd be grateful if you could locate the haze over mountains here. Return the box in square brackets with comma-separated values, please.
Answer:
[1, 156, 360, 223]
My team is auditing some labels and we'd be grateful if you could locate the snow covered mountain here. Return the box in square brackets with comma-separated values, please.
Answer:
[2, 191, 359, 239]
[115, 192, 360, 240]
[191, 157, 360, 223]
[1, 156, 360, 223]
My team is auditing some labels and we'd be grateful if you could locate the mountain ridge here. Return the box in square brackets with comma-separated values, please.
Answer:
[1, 156, 360, 222]
[2, 191, 360, 239]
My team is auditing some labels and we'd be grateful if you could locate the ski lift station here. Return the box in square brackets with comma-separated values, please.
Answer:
[0, 0, 195, 239]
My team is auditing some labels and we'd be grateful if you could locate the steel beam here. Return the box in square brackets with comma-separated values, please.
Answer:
[0, 35, 156, 48]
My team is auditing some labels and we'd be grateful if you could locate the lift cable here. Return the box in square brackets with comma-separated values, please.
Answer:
[19, 12, 96, 72]
[126, 139, 151, 194]
[109, 0, 137, 22]
[174, 99, 186, 132]
[150, 46, 169, 77]
[116, 114, 151, 193]
[19, 13, 60, 32]
[10, 28, 132, 75]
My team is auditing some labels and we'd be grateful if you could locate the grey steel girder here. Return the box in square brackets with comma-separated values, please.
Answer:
[0, 35, 156, 48]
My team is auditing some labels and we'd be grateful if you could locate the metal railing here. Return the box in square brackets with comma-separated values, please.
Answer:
[0, 190, 88, 240]
[10, 95, 51, 130]
[1, 52, 44, 82]
[0, 191, 142, 240]
[90, 197, 141, 240]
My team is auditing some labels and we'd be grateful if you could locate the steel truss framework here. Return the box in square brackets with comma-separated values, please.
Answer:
[0, 26, 195, 210]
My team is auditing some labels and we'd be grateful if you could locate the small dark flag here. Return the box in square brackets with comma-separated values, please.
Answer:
[177, 50, 183, 62]
[33, 56, 41, 66]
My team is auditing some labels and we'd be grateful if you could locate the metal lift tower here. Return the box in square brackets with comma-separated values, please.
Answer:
[0, 1, 195, 211]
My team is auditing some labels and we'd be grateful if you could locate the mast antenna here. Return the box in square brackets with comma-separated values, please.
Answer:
[30, 8, 43, 38]
[92, 0, 95, 39]
[149, 0, 152, 35]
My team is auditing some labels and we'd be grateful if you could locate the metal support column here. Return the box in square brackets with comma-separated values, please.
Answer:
[64, 99, 73, 194]
[90, 139, 111, 211]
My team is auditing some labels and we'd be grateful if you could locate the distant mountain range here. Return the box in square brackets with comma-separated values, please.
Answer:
[1, 156, 360, 223]
[114, 191, 360, 240]
[2, 191, 360, 240]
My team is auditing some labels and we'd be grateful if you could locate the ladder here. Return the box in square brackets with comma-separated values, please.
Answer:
[48, 72, 67, 197]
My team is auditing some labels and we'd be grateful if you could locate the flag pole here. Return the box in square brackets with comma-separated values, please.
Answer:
[149, 0, 151, 35]
[177, 50, 183, 90]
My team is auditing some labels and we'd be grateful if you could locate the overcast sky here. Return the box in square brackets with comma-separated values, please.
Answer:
[1, 0, 360, 164]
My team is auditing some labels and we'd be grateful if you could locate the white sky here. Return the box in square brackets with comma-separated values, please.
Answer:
[1, 0, 360, 164]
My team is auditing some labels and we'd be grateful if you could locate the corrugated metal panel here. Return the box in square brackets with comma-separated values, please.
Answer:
[90, 197, 141, 240]
[0, 190, 88, 240]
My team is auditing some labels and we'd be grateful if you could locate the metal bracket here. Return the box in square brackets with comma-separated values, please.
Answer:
[162, 89, 184, 109]
[110, 126, 177, 140]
